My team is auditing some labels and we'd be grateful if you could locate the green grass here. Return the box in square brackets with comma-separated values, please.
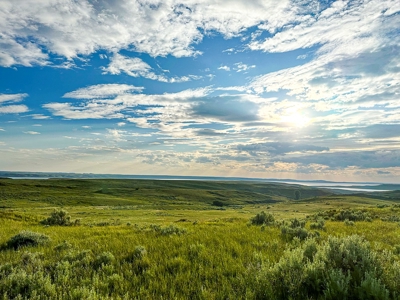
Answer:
[1, 179, 400, 299]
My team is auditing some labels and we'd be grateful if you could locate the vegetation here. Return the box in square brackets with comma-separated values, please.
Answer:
[250, 211, 275, 225]
[1, 178, 400, 299]
[40, 209, 72, 226]
[5, 231, 50, 249]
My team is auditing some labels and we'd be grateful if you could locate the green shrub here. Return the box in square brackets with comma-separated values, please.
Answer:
[125, 246, 147, 262]
[212, 200, 225, 207]
[40, 209, 71, 226]
[313, 209, 371, 222]
[256, 235, 391, 299]
[93, 251, 115, 269]
[310, 219, 325, 230]
[381, 215, 400, 222]
[250, 211, 275, 225]
[6, 231, 50, 249]
[149, 224, 186, 235]
[279, 218, 313, 241]
[280, 226, 311, 241]
[344, 219, 355, 226]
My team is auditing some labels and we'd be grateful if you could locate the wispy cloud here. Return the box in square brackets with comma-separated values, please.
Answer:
[102, 53, 201, 83]
[23, 131, 40, 135]
[234, 62, 255, 72]
[30, 114, 51, 120]
[218, 65, 230, 71]
[63, 84, 144, 99]
[0, 105, 28, 114]
[0, 93, 28, 103]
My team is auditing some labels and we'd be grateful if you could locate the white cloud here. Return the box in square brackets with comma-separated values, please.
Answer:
[249, 0, 400, 56]
[247, 0, 400, 135]
[30, 114, 50, 120]
[63, 84, 144, 99]
[102, 54, 164, 80]
[23, 131, 40, 135]
[0, 93, 28, 103]
[0, 93, 29, 114]
[0, 128, 5, 131]
[43, 102, 125, 120]
[102, 53, 201, 83]
[234, 62, 255, 72]
[0, 0, 295, 66]
[0, 105, 29, 114]
[218, 65, 230, 71]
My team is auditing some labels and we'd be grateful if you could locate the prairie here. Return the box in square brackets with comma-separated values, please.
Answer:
[1, 179, 400, 299]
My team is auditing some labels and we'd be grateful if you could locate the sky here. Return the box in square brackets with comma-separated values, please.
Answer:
[0, 0, 399, 182]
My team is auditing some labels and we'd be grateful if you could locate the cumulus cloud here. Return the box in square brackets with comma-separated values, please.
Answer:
[0, 0, 295, 66]
[249, 1, 400, 99]
[218, 65, 230, 71]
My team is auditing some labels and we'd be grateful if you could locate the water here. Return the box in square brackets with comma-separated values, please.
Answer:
[9, 177, 49, 180]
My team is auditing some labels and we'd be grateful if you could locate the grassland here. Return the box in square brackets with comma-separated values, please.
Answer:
[1, 179, 400, 299]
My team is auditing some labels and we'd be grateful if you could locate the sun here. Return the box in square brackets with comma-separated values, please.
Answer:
[280, 109, 311, 128]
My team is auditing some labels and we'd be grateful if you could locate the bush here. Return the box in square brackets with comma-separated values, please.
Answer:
[381, 215, 400, 222]
[310, 219, 325, 230]
[344, 219, 355, 226]
[160, 224, 187, 235]
[250, 211, 275, 225]
[125, 246, 147, 262]
[93, 252, 115, 269]
[148, 224, 186, 235]
[40, 209, 71, 226]
[6, 231, 50, 249]
[256, 235, 391, 299]
[212, 200, 225, 207]
[280, 218, 313, 241]
[313, 209, 372, 222]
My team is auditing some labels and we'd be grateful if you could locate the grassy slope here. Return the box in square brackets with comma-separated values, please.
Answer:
[0, 178, 333, 208]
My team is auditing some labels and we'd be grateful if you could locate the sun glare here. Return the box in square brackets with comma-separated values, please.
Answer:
[281, 110, 311, 128]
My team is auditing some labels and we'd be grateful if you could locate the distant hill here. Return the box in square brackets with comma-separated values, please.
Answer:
[0, 178, 333, 208]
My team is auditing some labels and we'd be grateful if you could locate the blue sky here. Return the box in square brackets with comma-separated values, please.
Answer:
[0, 0, 399, 182]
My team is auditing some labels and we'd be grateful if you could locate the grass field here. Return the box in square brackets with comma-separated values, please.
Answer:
[1, 179, 400, 299]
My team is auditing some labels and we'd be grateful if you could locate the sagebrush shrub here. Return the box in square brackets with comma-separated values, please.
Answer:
[40, 209, 71, 226]
[93, 251, 115, 269]
[6, 231, 50, 249]
[310, 219, 325, 230]
[256, 235, 392, 300]
[149, 224, 186, 235]
[125, 246, 147, 262]
[250, 211, 275, 225]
